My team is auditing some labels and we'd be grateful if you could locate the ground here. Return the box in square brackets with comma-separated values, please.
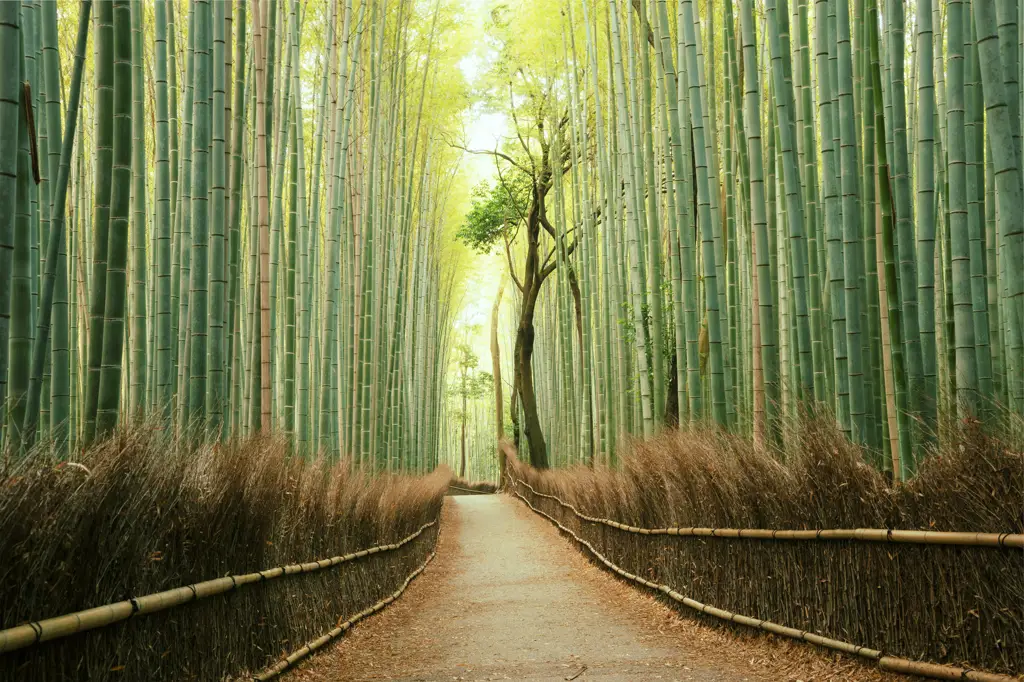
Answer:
[290, 495, 909, 682]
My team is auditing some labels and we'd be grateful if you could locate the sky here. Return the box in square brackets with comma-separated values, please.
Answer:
[449, 0, 513, 374]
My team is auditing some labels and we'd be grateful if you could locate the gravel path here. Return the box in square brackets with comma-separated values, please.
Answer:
[291, 495, 903, 682]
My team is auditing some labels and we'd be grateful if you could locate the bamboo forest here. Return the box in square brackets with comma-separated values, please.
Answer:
[0, 1, 1021, 681]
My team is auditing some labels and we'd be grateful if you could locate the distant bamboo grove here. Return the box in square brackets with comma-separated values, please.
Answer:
[0, 0, 1021, 478]
[472, 0, 1022, 477]
[0, 0, 462, 471]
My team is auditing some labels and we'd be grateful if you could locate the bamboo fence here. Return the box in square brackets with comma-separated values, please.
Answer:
[0, 519, 437, 655]
[447, 484, 494, 495]
[512, 479, 1024, 549]
[508, 474, 1023, 682]
[253, 550, 437, 680]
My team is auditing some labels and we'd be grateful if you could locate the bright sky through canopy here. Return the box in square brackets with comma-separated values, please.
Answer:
[451, 0, 511, 372]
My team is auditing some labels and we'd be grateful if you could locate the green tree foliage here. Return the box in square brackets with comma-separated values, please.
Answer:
[457, 174, 532, 254]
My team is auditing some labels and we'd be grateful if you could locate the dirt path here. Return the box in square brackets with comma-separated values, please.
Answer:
[292, 495, 904, 682]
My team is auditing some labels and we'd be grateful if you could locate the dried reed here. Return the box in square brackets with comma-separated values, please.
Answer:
[0, 427, 448, 681]
[509, 419, 1023, 675]
[447, 476, 497, 495]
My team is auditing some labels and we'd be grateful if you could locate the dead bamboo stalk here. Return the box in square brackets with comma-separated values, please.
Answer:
[0, 520, 437, 654]
[508, 478, 1022, 682]
[513, 477, 1023, 549]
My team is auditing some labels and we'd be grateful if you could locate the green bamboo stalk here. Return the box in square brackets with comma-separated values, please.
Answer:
[0, 2, 19, 448]
[680, 0, 726, 426]
[209, 0, 227, 436]
[155, 0, 173, 419]
[9, 22, 33, 451]
[835, 0, 868, 444]
[794, 0, 824, 404]
[95, 0, 133, 438]
[175, 2, 197, 424]
[815, 0, 850, 434]
[868, 0, 913, 476]
[251, 0, 272, 431]
[859, 0, 882, 454]
[740, 0, 780, 439]
[765, 0, 815, 403]
[183, 0, 211, 428]
[83, 0, 115, 443]
[916, 0, 939, 439]
[946, 0, 979, 415]
[607, 0, 655, 437]
[226, 0, 247, 434]
[129, 0, 146, 418]
[888, 0, 926, 467]
[41, 0, 69, 448]
[964, 0, 994, 412]
[22, 0, 92, 449]
[972, 0, 1024, 416]
[300, 0, 336, 446]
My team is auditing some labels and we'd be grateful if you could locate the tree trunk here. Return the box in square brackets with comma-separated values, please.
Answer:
[566, 265, 593, 464]
[460, 362, 467, 478]
[492, 279, 506, 484]
[516, 313, 548, 468]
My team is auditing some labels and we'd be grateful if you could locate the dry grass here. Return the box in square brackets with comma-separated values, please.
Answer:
[510, 418, 1024, 675]
[447, 476, 497, 494]
[0, 427, 448, 681]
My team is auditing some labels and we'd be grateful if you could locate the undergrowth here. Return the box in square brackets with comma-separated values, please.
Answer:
[447, 476, 497, 494]
[0, 427, 449, 681]
[509, 418, 1023, 675]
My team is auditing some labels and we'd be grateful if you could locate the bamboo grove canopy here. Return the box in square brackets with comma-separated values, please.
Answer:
[0, 0, 469, 472]
[454, 0, 1023, 476]
[0, 0, 1022, 478]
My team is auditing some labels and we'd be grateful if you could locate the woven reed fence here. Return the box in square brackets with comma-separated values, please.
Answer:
[504, 423, 1024, 679]
[253, 549, 437, 680]
[0, 431, 448, 681]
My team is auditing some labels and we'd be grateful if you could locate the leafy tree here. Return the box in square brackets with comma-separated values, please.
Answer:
[455, 97, 583, 469]
[448, 338, 493, 477]
[456, 172, 531, 254]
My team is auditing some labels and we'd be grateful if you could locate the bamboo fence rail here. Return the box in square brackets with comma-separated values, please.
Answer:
[513, 479, 1024, 549]
[508, 476, 1022, 682]
[447, 484, 494, 495]
[253, 550, 437, 680]
[0, 519, 437, 655]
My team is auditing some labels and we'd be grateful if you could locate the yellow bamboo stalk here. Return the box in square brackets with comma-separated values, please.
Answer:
[0, 520, 437, 654]
[512, 477, 1023, 549]
[508, 480, 1022, 682]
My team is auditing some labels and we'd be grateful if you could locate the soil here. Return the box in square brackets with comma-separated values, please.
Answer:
[290, 495, 909, 682]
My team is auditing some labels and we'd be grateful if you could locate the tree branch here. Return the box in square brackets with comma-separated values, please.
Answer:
[538, 237, 579, 283]
[447, 143, 531, 176]
[504, 234, 525, 293]
[495, 165, 530, 227]
[628, 0, 656, 47]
